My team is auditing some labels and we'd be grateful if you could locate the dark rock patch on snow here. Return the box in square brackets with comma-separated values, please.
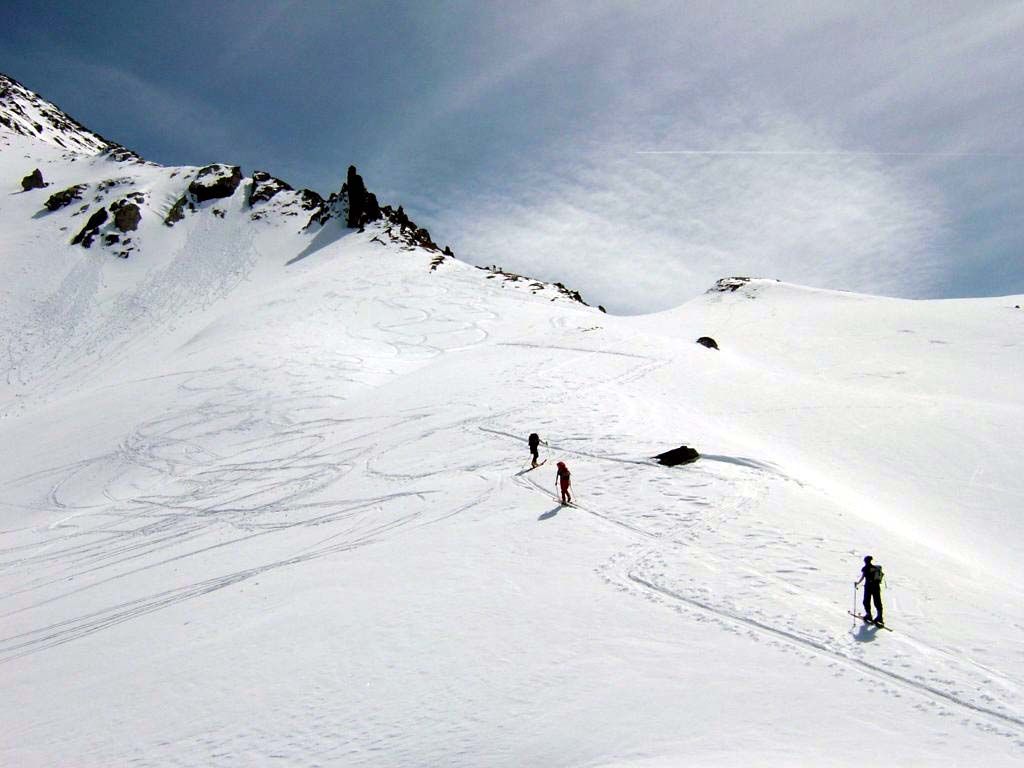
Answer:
[189, 164, 242, 202]
[249, 170, 293, 206]
[111, 196, 142, 231]
[102, 145, 146, 164]
[21, 168, 46, 190]
[709, 277, 752, 293]
[71, 207, 108, 247]
[45, 183, 86, 211]
[474, 264, 590, 306]
[164, 195, 191, 227]
[696, 336, 718, 350]
[379, 205, 444, 253]
[653, 445, 700, 466]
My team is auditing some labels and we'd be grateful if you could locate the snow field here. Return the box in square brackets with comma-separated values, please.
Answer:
[2, 131, 1024, 764]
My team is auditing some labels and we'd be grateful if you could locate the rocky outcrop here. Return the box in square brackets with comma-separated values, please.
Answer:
[165, 195, 190, 226]
[696, 336, 718, 350]
[71, 207, 108, 247]
[709, 277, 752, 293]
[45, 183, 86, 211]
[111, 196, 142, 231]
[20, 168, 45, 190]
[473, 264, 590, 306]
[249, 171, 293, 206]
[188, 164, 242, 202]
[343, 165, 381, 228]
[102, 145, 145, 164]
[378, 205, 444, 252]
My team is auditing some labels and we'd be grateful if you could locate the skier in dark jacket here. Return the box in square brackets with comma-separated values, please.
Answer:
[528, 433, 542, 468]
[855, 555, 884, 625]
[555, 461, 572, 505]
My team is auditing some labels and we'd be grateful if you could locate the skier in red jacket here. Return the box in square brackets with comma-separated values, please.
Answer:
[555, 461, 572, 505]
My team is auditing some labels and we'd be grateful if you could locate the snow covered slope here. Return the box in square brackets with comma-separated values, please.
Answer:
[2, 78, 1024, 767]
[1, 73, 113, 155]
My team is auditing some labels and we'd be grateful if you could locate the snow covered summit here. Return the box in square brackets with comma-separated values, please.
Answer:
[0, 72, 114, 155]
[2, 73, 1024, 767]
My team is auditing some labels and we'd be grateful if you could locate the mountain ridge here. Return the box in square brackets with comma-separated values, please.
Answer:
[1, 70, 592, 307]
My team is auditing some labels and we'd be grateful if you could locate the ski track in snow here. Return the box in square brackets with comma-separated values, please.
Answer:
[1, 177, 1022, 764]
[1, 268, 516, 666]
[484, 416, 1024, 746]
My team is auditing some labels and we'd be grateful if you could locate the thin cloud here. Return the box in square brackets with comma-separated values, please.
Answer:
[435, 117, 945, 314]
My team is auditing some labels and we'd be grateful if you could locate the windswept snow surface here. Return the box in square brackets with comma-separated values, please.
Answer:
[3, 147, 1024, 765]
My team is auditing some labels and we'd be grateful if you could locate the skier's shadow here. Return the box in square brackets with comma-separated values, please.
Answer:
[538, 505, 561, 521]
[851, 622, 879, 643]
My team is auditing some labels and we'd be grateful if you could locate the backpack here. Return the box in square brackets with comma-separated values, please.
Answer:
[867, 564, 884, 585]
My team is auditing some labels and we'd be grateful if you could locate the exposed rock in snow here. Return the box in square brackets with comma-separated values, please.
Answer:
[188, 164, 242, 202]
[44, 183, 86, 211]
[249, 170, 292, 206]
[378, 204, 444, 252]
[696, 336, 718, 349]
[653, 445, 700, 465]
[474, 264, 590, 306]
[111, 197, 142, 232]
[165, 195, 189, 226]
[70, 206, 108, 247]
[20, 167, 45, 190]
[342, 164, 381, 228]
[709, 277, 753, 292]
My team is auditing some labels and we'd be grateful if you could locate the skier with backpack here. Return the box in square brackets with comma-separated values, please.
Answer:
[555, 461, 572, 505]
[528, 432, 544, 468]
[855, 555, 885, 626]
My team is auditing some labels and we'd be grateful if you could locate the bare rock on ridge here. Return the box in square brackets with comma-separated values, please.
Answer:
[343, 165, 381, 228]
[249, 170, 293, 206]
[189, 164, 242, 202]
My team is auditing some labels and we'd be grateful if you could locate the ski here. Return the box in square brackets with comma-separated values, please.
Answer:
[848, 612, 893, 631]
[525, 459, 547, 471]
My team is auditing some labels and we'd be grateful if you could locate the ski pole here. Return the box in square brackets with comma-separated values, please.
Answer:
[852, 582, 858, 617]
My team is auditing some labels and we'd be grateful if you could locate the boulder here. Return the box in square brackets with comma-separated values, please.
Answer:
[696, 336, 718, 350]
[21, 168, 45, 190]
[653, 446, 700, 466]
[111, 199, 141, 231]
[188, 164, 242, 202]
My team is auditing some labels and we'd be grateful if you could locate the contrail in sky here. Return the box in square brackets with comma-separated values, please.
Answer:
[636, 150, 1023, 158]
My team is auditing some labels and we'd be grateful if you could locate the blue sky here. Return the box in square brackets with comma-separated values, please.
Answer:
[4, 1, 1023, 312]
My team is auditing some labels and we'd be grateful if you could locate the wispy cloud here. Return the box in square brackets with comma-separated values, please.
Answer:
[406, 2, 1023, 311]
[435, 114, 945, 313]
